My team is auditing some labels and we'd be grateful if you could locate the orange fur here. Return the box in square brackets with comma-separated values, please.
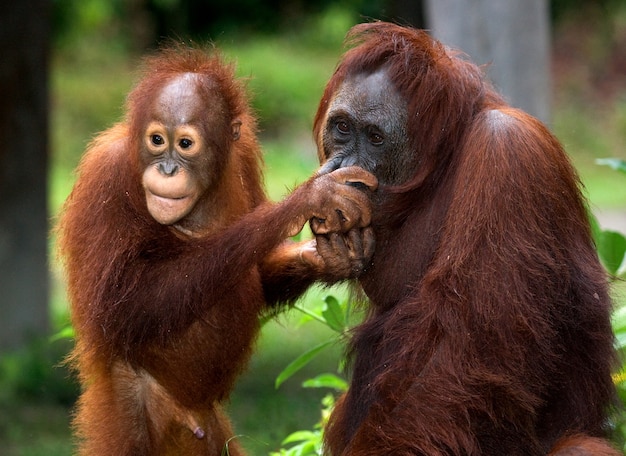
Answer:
[58, 44, 376, 455]
[314, 23, 619, 456]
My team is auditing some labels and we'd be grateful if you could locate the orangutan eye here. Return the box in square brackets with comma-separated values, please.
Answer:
[369, 132, 384, 146]
[336, 121, 350, 134]
[151, 134, 164, 146]
[179, 138, 193, 149]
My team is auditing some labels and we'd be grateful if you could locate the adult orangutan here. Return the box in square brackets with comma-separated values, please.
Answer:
[312, 22, 620, 455]
[57, 44, 376, 456]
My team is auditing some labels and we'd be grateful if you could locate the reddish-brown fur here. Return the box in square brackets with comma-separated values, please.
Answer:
[57, 45, 376, 456]
[313, 23, 620, 455]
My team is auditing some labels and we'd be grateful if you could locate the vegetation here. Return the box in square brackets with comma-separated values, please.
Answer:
[1, 1, 626, 454]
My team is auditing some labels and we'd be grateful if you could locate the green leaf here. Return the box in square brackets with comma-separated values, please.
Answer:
[596, 158, 626, 174]
[613, 306, 626, 333]
[302, 373, 348, 391]
[612, 306, 626, 350]
[322, 295, 345, 333]
[293, 304, 327, 326]
[296, 441, 318, 456]
[597, 230, 626, 275]
[275, 340, 335, 389]
[588, 210, 603, 247]
[279, 431, 321, 456]
[615, 333, 626, 351]
[50, 325, 75, 342]
[282, 430, 319, 445]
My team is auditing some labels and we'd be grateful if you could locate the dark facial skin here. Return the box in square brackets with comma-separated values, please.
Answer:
[318, 69, 412, 186]
[140, 73, 238, 233]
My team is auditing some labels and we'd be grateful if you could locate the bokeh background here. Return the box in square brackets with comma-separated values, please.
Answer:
[1, 0, 626, 454]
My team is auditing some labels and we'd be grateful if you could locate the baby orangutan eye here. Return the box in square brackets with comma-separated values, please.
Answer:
[151, 134, 164, 146]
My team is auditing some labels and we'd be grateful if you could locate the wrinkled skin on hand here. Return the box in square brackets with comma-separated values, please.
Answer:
[286, 166, 378, 238]
[297, 166, 378, 281]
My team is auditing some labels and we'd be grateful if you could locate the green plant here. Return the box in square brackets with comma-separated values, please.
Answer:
[595, 158, 626, 451]
[271, 295, 352, 456]
[594, 159, 626, 278]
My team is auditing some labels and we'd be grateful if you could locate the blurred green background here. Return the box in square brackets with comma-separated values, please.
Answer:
[2, 0, 626, 454]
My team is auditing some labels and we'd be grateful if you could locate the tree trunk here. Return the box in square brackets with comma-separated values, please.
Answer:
[0, 0, 51, 350]
[425, 0, 551, 123]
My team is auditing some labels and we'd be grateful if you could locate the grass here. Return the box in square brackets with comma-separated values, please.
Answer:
[5, 9, 626, 454]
